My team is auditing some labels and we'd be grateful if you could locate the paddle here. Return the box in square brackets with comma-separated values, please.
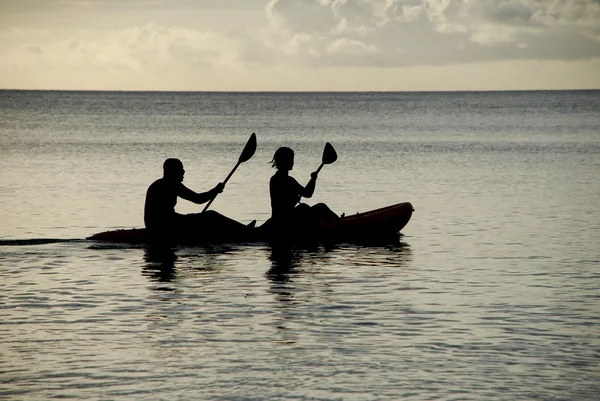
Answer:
[297, 142, 337, 205]
[315, 142, 338, 175]
[202, 132, 257, 212]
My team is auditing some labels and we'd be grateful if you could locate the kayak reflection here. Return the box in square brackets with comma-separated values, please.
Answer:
[266, 241, 413, 295]
[142, 245, 233, 287]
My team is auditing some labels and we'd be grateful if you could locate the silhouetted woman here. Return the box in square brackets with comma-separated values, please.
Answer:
[268, 147, 338, 231]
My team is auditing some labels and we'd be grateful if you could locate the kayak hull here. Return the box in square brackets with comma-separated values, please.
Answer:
[87, 202, 414, 245]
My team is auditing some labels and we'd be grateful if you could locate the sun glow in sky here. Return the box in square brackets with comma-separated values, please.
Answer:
[1, 0, 599, 91]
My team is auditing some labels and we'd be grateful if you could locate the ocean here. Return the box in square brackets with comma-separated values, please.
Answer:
[1, 90, 599, 400]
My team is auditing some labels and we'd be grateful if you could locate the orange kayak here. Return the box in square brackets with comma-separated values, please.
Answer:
[87, 202, 414, 245]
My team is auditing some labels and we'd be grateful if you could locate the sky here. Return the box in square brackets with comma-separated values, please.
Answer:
[1, 0, 599, 91]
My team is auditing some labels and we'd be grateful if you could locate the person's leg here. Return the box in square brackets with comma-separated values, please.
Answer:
[185, 211, 248, 229]
[310, 203, 339, 221]
[293, 203, 312, 220]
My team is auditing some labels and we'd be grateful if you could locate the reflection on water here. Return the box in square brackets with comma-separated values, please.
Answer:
[142, 244, 245, 288]
[263, 242, 414, 347]
[142, 247, 177, 285]
[141, 240, 413, 287]
[264, 241, 413, 305]
[267, 245, 301, 278]
[265, 245, 308, 310]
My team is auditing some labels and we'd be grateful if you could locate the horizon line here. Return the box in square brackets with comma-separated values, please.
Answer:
[1, 88, 599, 93]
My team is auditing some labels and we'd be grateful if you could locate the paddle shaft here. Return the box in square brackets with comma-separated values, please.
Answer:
[202, 161, 241, 213]
[201, 132, 257, 213]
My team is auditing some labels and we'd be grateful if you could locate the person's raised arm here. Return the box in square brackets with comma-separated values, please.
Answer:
[300, 172, 318, 198]
[178, 182, 224, 205]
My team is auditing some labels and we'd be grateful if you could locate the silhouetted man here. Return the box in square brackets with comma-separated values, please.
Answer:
[144, 158, 247, 230]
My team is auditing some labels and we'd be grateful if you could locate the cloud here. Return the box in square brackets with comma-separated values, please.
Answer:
[264, 0, 600, 67]
[0, 24, 237, 73]
[327, 37, 378, 55]
[26, 45, 42, 55]
[0, 0, 598, 90]
[3, 0, 599, 72]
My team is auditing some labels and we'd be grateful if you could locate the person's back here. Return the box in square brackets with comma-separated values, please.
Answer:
[270, 170, 303, 222]
[144, 177, 181, 229]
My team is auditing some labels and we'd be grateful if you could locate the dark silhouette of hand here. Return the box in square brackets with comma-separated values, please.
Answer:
[310, 172, 318, 179]
[214, 182, 225, 193]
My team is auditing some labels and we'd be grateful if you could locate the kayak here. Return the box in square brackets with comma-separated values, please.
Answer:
[87, 202, 414, 245]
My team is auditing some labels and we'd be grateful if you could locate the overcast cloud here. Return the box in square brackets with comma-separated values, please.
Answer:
[0, 0, 598, 90]
[265, 0, 600, 65]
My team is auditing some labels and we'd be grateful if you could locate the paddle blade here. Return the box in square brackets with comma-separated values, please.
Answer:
[322, 142, 337, 165]
[238, 133, 257, 163]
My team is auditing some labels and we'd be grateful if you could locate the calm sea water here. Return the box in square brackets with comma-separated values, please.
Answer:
[1, 90, 599, 400]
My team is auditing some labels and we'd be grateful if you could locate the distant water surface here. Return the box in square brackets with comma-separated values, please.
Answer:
[1, 90, 599, 400]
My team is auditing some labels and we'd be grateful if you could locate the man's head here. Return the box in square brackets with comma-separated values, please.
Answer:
[271, 147, 294, 171]
[163, 158, 185, 182]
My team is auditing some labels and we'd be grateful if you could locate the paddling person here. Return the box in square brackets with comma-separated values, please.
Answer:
[144, 158, 248, 230]
[268, 147, 338, 230]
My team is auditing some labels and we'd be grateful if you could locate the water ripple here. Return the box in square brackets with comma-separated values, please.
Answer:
[1, 243, 599, 400]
